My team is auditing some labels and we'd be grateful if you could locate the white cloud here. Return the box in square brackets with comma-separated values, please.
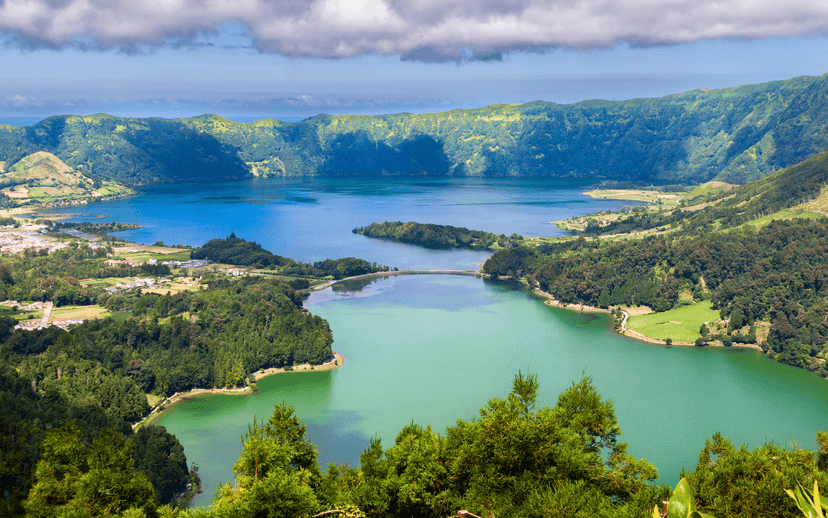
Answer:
[0, 94, 45, 107]
[1, 0, 828, 60]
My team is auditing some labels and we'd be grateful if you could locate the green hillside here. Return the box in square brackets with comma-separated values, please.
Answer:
[579, 148, 828, 235]
[2, 74, 828, 186]
[0, 151, 132, 207]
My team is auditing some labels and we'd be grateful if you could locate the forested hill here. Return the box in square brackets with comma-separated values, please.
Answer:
[3, 73, 828, 186]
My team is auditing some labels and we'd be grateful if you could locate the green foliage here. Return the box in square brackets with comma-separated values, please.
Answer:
[15, 370, 828, 518]
[0, 239, 342, 513]
[311, 257, 391, 278]
[333, 372, 661, 518]
[626, 303, 720, 343]
[786, 480, 828, 518]
[0, 151, 132, 208]
[354, 221, 522, 250]
[486, 218, 828, 376]
[655, 478, 715, 518]
[4, 275, 334, 396]
[182, 373, 665, 518]
[51, 220, 141, 237]
[23, 423, 157, 518]
[683, 432, 828, 518]
[586, 148, 828, 236]
[191, 232, 294, 269]
[0, 243, 138, 306]
[209, 403, 322, 518]
[0, 361, 134, 517]
[132, 425, 190, 505]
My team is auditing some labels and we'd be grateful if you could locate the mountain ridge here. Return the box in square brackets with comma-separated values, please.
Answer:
[1, 73, 827, 186]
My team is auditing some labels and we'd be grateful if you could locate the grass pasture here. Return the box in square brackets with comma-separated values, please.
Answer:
[626, 301, 720, 342]
[80, 279, 114, 288]
[106, 311, 132, 322]
[79, 277, 133, 288]
[117, 250, 191, 263]
[113, 243, 191, 261]
[51, 305, 110, 321]
[681, 181, 736, 205]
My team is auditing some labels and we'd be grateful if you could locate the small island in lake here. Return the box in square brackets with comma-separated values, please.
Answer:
[354, 220, 523, 250]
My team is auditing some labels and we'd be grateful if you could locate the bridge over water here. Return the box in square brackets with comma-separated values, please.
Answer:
[309, 269, 481, 291]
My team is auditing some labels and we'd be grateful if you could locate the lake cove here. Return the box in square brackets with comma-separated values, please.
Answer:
[155, 275, 828, 508]
[42, 177, 828, 508]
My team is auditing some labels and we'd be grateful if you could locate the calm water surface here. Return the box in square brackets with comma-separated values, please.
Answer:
[43, 177, 629, 270]
[44, 178, 828, 507]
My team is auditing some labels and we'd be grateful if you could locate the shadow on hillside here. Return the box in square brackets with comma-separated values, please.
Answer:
[123, 120, 250, 181]
[321, 132, 452, 175]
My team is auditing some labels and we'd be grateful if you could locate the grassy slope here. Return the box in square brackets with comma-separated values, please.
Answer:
[0, 151, 132, 205]
[681, 181, 736, 204]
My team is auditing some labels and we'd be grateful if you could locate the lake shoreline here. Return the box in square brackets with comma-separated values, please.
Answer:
[0, 191, 138, 220]
[529, 286, 763, 351]
[135, 352, 345, 429]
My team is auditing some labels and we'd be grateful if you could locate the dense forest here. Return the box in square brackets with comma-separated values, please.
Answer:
[0, 273, 334, 514]
[6, 276, 334, 394]
[0, 233, 373, 515]
[4, 74, 828, 186]
[192, 233, 394, 278]
[0, 357, 194, 515]
[13, 372, 828, 518]
[354, 221, 523, 250]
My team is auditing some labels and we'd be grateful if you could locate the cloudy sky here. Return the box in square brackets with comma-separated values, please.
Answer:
[3, 0, 828, 123]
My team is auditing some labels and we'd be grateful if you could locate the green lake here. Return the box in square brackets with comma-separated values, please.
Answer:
[155, 274, 828, 508]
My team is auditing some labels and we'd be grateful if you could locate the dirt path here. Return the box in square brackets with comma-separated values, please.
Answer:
[41, 302, 53, 326]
